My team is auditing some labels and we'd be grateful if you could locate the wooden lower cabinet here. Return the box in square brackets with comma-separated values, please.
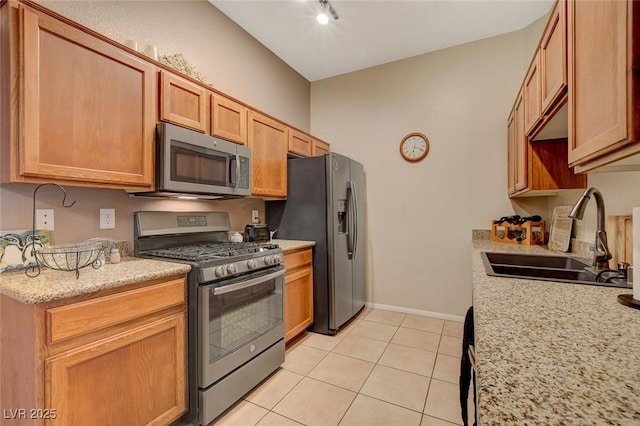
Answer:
[0, 275, 187, 426]
[283, 248, 314, 343]
[46, 314, 185, 426]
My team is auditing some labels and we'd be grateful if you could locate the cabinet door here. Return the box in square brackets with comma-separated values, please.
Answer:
[46, 314, 186, 426]
[514, 91, 528, 192]
[19, 6, 154, 188]
[507, 112, 516, 195]
[312, 138, 330, 157]
[289, 129, 312, 157]
[160, 71, 209, 133]
[211, 94, 247, 144]
[540, 0, 567, 115]
[283, 248, 313, 343]
[284, 268, 313, 343]
[247, 111, 288, 198]
[568, 0, 634, 166]
[524, 51, 542, 135]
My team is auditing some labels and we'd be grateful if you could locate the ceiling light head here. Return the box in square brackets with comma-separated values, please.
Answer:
[317, 0, 338, 24]
[316, 12, 329, 25]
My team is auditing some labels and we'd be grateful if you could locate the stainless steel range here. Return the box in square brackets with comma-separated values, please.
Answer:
[134, 211, 284, 426]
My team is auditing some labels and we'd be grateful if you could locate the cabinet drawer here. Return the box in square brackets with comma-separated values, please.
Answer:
[46, 278, 185, 344]
[284, 248, 312, 272]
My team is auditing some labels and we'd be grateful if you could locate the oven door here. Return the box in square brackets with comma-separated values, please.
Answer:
[197, 266, 285, 387]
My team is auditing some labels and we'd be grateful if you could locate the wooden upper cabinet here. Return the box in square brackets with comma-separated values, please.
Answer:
[524, 51, 542, 135]
[211, 94, 247, 144]
[17, 5, 155, 189]
[540, 0, 567, 116]
[568, 0, 640, 172]
[160, 70, 209, 133]
[508, 88, 586, 197]
[248, 111, 288, 198]
[289, 129, 312, 157]
[507, 112, 516, 195]
[514, 91, 527, 192]
[312, 138, 330, 157]
[506, 91, 527, 195]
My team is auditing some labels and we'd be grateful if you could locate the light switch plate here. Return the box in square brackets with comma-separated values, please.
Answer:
[36, 209, 55, 230]
[251, 210, 260, 224]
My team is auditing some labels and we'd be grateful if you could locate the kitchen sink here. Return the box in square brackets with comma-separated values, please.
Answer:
[481, 252, 632, 288]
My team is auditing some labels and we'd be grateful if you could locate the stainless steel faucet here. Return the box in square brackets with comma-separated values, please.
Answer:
[569, 187, 612, 269]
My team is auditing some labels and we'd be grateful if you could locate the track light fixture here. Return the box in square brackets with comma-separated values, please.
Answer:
[317, 0, 339, 25]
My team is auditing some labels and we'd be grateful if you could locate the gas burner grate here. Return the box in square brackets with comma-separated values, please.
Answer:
[144, 242, 279, 262]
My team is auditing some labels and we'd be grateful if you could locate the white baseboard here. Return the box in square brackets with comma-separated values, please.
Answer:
[364, 302, 465, 323]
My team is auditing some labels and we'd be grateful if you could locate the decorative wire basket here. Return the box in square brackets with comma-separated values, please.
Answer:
[33, 242, 107, 279]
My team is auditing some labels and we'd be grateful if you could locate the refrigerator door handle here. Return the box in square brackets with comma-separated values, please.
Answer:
[351, 180, 359, 261]
[347, 181, 355, 259]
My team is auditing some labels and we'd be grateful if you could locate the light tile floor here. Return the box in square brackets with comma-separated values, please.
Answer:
[213, 308, 474, 426]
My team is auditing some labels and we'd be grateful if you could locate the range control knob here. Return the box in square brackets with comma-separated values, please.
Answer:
[215, 266, 226, 277]
[273, 254, 282, 264]
[226, 264, 237, 274]
[264, 256, 273, 265]
[247, 259, 257, 269]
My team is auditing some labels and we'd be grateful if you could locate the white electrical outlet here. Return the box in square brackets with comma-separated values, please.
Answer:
[36, 209, 55, 230]
[251, 210, 260, 223]
[100, 208, 116, 229]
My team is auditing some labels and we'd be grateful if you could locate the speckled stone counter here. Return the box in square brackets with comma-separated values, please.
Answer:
[472, 239, 640, 424]
[272, 239, 315, 252]
[0, 257, 191, 304]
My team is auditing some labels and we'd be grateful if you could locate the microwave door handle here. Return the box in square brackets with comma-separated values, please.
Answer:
[228, 154, 237, 188]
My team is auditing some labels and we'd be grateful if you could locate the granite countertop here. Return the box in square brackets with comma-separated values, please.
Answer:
[472, 239, 640, 424]
[0, 257, 191, 304]
[272, 239, 315, 252]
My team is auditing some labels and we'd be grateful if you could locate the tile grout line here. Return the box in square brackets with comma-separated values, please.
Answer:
[222, 309, 464, 425]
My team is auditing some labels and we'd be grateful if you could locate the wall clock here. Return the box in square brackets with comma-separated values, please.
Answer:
[400, 132, 429, 162]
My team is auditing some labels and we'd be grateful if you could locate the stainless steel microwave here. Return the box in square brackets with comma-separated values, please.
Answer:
[130, 123, 251, 199]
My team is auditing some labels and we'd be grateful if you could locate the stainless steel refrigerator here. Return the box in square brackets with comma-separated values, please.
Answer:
[267, 153, 365, 335]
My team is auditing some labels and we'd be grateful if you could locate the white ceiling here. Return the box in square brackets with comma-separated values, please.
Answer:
[209, 0, 554, 82]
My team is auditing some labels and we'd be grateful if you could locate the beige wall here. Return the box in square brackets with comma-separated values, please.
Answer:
[41, 0, 311, 130]
[0, 183, 265, 248]
[310, 30, 538, 318]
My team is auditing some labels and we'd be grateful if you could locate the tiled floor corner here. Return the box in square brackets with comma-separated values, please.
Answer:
[212, 308, 473, 426]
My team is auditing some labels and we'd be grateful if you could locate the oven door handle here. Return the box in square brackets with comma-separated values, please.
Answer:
[211, 268, 285, 295]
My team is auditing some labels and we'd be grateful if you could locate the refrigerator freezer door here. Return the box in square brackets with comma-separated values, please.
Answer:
[329, 153, 355, 330]
[349, 159, 366, 314]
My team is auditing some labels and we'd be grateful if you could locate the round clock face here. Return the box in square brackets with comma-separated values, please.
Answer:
[400, 133, 429, 162]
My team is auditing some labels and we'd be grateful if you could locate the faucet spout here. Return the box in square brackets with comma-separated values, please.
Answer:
[569, 188, 612, 269]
